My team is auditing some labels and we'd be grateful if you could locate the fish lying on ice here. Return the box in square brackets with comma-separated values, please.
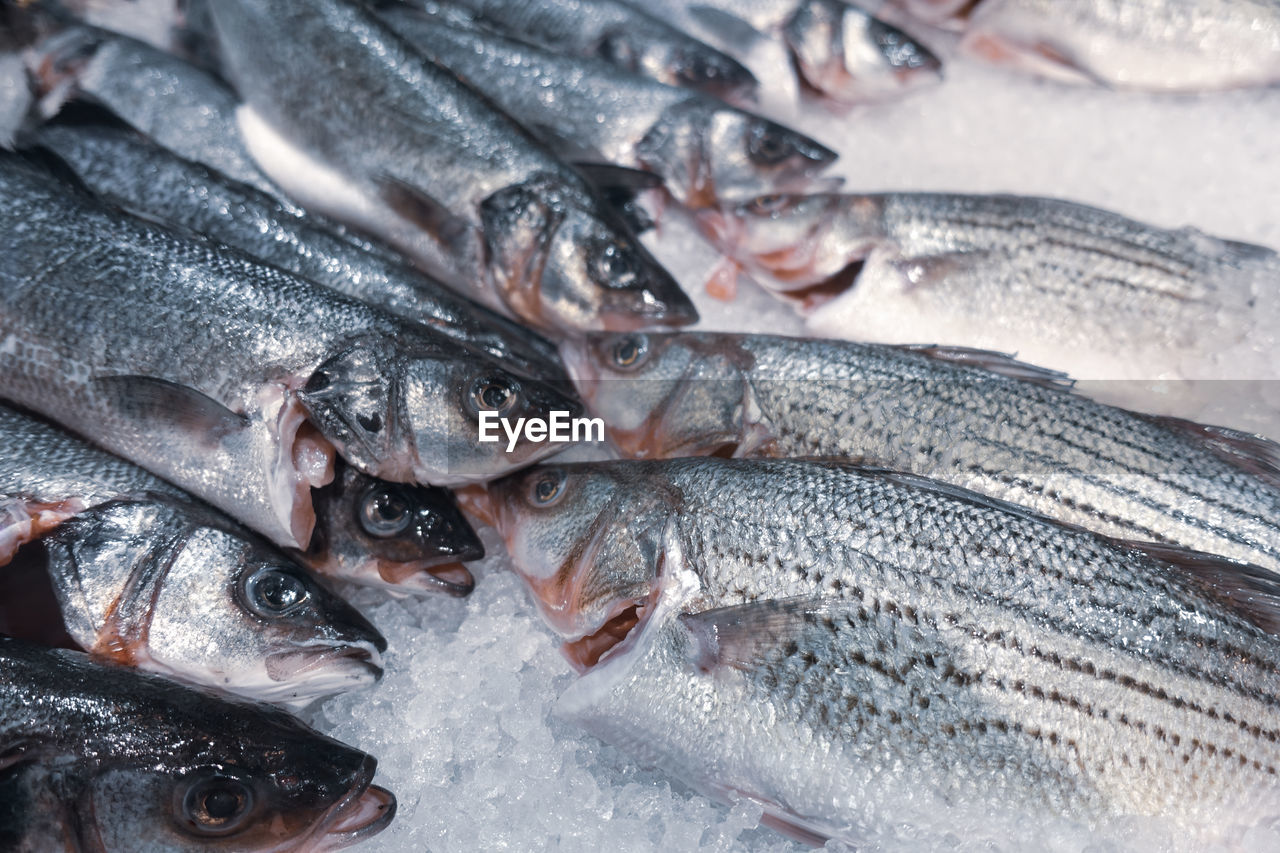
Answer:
[209, 0, 697, 335]
[562, 331, 1280, 573]
[710, 191, 1279, 383]
[0, 403, 387, 706]
[471, 457, 1280, 848]
[0, 635, 396, 851]
[0, 153, 576, 557]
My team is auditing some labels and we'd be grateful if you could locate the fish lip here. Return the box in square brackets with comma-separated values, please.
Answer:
[311, 758, 397, 851]
[265, 644, 385, 682]
[561, 584, 662, 674]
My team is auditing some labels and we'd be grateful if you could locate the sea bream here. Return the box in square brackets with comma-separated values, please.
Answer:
[377, 5, 838, 214]
[430, 0, 760, 104]
[472, 457, 1280, 847]
[208, 0, 697, 335]
[563, 331, 1280, 573]
[0, 636, 396, 851]
[33, 122, 568, 385]
[961, 0, 1280, 92]
[0, 404, 386, 706]
[0, 153, 576, 556]
[711, 191, 1280, 383]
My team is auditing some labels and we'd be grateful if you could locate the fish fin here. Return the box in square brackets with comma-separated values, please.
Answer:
[704, 255, 740, 301]
[680, 595, 840, 673]
[527, 121, 607, 164]
[686, 6, 768, 48]
[711, 785, 833, 847]
[888, 250, 982, 291]
[92, 374, 248, 442]
[0, 740, 39, 773]
[375, 174, 475, 255]
[1138, 415, 1280, 491]
[1120, 540, 1280, 636]
[574, 162, 664, 192]
[893, 344, 1075, 391]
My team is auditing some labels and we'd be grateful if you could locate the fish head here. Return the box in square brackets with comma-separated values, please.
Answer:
[83, 698, 394, 851]
[307, 462, 482, 596]
[593, 29, 758, 103]
[298, 335, 580, 483]
[636, 101, 838, 210]
[44, 496, 387, 707]
[782, 0, 942, 104]
[469, 463, 675, 659]
[561, 332, 756, 458]
[480, 175, 698, 333]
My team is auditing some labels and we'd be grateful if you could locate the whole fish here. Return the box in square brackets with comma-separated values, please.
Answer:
[24, 21, 287, 199]
[473, 457, 1280, 847]
[33, 122, 568, 384]
[0, 154, 576, 555]
[0, 636, 396, 851]
[633, 0, 943, 105]
[0, 404, 387, 706]
[562, 331, 1280, 573]
[209, 0, 697, 335]
[378, 5, 838, 211]
[431, 0, 759, 104]
[962, 0, 1280, 91]
[713, 191, 1279, 382]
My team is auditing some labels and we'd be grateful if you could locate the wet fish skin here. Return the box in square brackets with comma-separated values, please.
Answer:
[963, 0, 1280, 91]
[0, 154, 575, 553]
[482, 457, 1280, 845]
[718, 191, 1278, 381]
[0, 636, 395, 851]
[209, 0, 696, 335]
[0, 404, 387, 705]
[379, 6, 837, 210]
[434, 0, 760, 103]
[563, 330, 1280, 573]
[33, 122, 569, 384]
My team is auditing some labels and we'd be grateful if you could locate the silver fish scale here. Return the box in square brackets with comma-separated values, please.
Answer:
[718, 336, 1280, 570]
[559, 458, 1280, 842]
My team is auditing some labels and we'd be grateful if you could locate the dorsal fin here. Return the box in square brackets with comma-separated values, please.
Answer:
[1142, 414, 1280, 491]
[894, 343, 1075, 391]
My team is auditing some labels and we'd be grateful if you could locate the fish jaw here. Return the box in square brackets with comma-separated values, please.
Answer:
[302, 757, 397, 853]
[0, 498, 88, 565]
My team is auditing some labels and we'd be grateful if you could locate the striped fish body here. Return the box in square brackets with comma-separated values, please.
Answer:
[483, 458, 1280, 848]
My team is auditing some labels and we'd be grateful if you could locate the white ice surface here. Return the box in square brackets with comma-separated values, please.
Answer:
[306, 36, 1280, 853]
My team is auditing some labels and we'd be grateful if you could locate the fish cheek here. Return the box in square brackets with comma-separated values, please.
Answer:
[84, 768, 187, 852]
[299, 344, 399, 477]
[480, 183, 563, 326]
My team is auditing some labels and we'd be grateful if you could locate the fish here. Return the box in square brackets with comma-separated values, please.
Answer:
[0, 403, 387, 706]
[0, 635, 395, 851]
[23, 20, 289, 199]
[33, 121, 569, 385]
[961, 0, 1280, 91]
[377, 5, 839, 212]
[0, 153, 577, 556]
[636, 0, 943, 105]
[562, 330, 1280, 573]
[712, 191, 1280, 382]
[473, 457, 1280, 847]
[208, 0, 697, 335]
[432, 0, 760, 104]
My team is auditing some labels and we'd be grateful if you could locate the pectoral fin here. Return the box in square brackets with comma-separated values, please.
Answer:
[888, 250, 983, 291]
[92, 375, 248, 443]
[375, 174, 474, 256]
[680, 595, 842, 673]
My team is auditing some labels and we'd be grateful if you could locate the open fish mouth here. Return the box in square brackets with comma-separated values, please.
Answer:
[265, 643, 385, 683]
[562, 585, 662, 674]
[309, 757, 397, 852]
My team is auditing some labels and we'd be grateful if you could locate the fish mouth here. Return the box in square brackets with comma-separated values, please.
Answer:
[378, 559, 475, 597]
[265, 643, 384, 684]
[310, 758, 397, 852]
[454, 484, 497, 529]
[562, 586, 661, 674]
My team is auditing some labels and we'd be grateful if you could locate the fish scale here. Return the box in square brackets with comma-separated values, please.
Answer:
[486, 458, 1280, 845]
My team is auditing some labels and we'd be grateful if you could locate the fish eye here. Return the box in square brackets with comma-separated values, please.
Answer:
[610, 334, 650, 370]
[745, 194, 791, 216]
[178, 772, 254, 837]
[596, 33, 637, 68]
[470, 374, 520, 415]
[528, 470, 567, 507]
[591, 243, 640, 290]
[244, 568, 310, 617]
[360, 486, 414, 538]
[746, 124, 799, 166]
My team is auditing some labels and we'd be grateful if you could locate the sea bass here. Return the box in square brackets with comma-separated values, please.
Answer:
[0, 154, 576, 553]
[563, 331, 1280, 573]
[0, 404, 386, 706]
[475, 458, 1280, 847]
[962, 0, 1280, 91]
[209, 0, 696, 335]
[432, 0, 759, 104]
[713, 191, 1280, 382]
[0, 636, 395, 851]
[34, 122, 568, 384]
[632, 0, 943, 105]
[378, 5, 838, 212]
